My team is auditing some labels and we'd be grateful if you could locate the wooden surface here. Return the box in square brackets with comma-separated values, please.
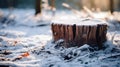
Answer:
[51, 19, 107, 48]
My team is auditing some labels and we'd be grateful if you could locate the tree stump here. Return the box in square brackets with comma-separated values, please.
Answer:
[51, 19, 107, 48]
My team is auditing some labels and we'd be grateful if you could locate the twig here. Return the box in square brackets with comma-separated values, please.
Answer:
[62, 3, 81, 15]
[111, 31, 117, 44]
[83, 6, 94, 18]
[99, 53, 120, 60]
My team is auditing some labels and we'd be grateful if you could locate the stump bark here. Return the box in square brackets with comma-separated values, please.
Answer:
[51, 19, 107, 48]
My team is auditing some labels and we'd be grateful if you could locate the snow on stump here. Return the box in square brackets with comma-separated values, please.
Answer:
[51, 19, 107, 48]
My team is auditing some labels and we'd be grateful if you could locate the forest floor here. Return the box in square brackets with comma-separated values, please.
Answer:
[0, 9, 120, 67]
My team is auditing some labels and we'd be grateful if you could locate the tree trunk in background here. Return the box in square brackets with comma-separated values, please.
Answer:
[51, 0, 55, 9]
[110, 0, 114, 14]
[51, 0, 55, 16]
[35, 0, 42, 15]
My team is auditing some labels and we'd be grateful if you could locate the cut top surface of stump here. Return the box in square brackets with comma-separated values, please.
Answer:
[52, 18, 107, 26]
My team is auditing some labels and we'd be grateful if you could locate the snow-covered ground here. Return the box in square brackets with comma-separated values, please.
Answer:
[0, 9, 120, 67]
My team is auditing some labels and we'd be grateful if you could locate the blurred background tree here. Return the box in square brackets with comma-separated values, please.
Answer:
[35, 0, 42, 15]
[0, 0, 120, 12]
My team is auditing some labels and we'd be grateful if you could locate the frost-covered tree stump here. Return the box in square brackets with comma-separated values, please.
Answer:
[51, 19, 107, 48]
